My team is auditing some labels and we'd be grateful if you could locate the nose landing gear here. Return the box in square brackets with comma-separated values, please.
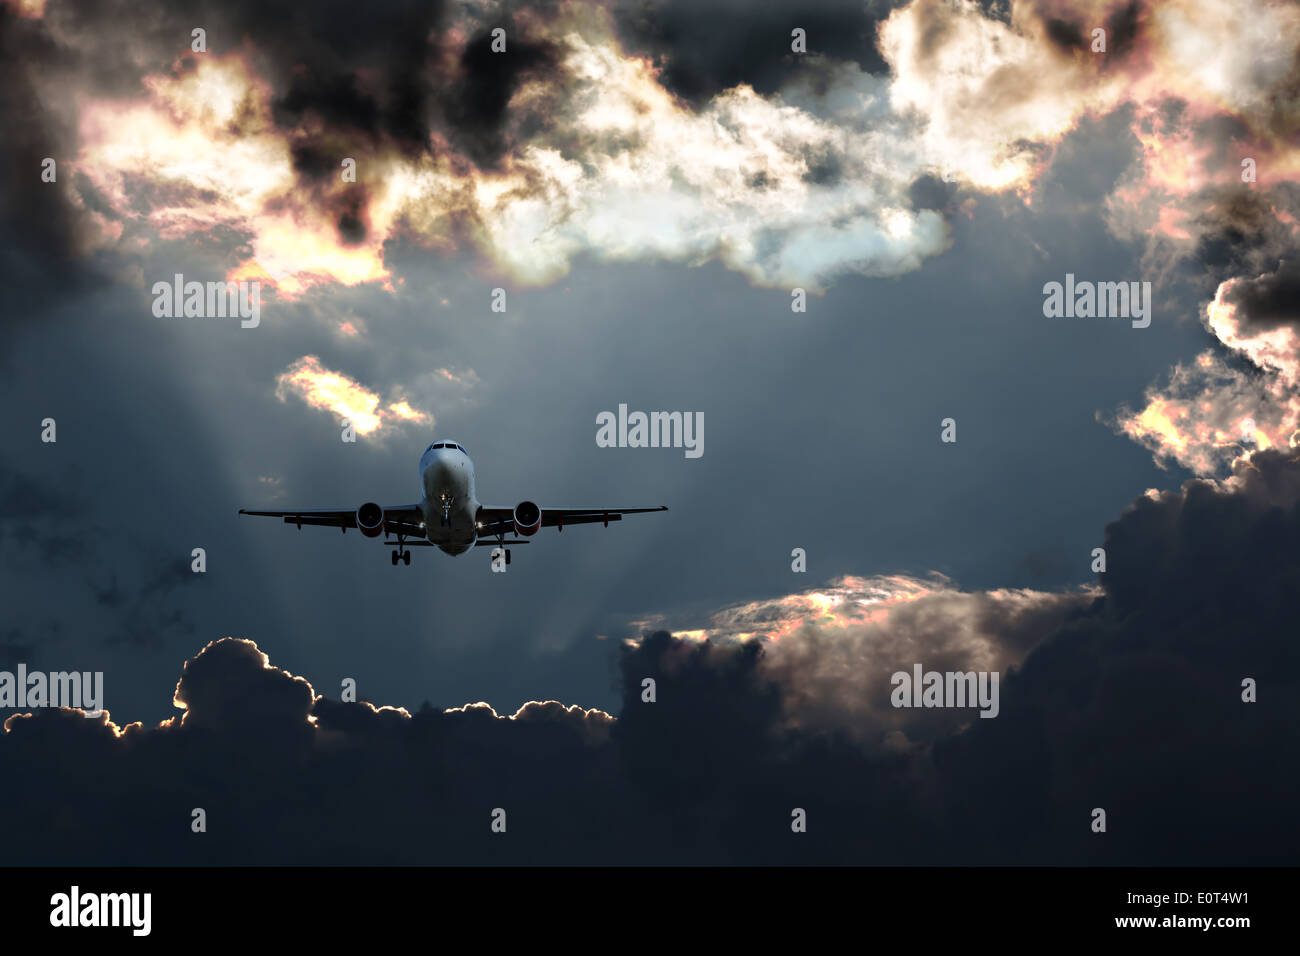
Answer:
[491, 531, 512, 567]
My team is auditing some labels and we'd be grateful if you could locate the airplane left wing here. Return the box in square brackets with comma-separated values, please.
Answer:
[475, 505, 667, 538]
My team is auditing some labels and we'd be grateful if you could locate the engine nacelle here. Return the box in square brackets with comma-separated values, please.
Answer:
[356, 501, 385, 537]
[513, 500, 542, 536]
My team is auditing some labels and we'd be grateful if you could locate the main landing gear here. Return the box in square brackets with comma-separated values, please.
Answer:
[391, 549, 411, 566]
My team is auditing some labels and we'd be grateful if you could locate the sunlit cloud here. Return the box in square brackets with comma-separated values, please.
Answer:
[433, 367, 480, 387]
[3, 0, 45, 18]
[630, 574, 945, 644]
[37, 0, 1300, 300]
[274, 355, 433, 436]
[20, 0, 1300, 473]
[3, 707, 138, 738]
[628, 573, 1093, 746]
[3, 0, 1287, 308]
[1114, 269, 1300, 472]
[74, 54, 394, 298]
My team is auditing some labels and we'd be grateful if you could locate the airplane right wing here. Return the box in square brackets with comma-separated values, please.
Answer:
[239, 504, 425, 538]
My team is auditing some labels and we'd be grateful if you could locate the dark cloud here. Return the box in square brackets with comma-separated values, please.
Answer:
[1101, 449, 1300, 616]
[610, 0, 902, 105]
[437, 24, 562, 168]
[334, 190, 370, 244]
[214, 0, 452, 156]
[171, 637, 315, 732]
[0, 463, 89, 565]
[1039, 1, 1143, 58]
[3, 452, 1297, 864]
[2, 0, 1298, 868]
[0, 0, 565, 261]
[1193, 185, 1300, 286]
[973, 0, 1012, 25]
[801, 145, 844, 186]
[907, 173, 958, 212]
[1043, 17, 1084, 51]
[275, 73, 385, 141]
[0, 7, 105, 329]
[1106, 0, 1143, 57]
[935, 450, 1300, 863]
[1223, 258, 1300, 330]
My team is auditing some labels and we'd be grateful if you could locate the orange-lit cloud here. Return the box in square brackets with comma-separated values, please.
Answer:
[883, 0, 1300, 250]
[274, 355, 432, 436]
[1115, 272, 1300, 473]
[630, 574, 943, 644]
[3, 707, 138, 738]
[3, 0, 45, 18]
[629, 573, 1093, 746]
[433, 367, 480, 387]
[17, 0, 1300, 483]
[26, 0, 1297, 299]
[74, 54, 393, 298]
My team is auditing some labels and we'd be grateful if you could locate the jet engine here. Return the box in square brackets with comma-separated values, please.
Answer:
[513, 500, 542, 536]
[356, 502, 385, 537]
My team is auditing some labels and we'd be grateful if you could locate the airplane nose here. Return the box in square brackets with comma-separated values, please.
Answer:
[423, 451, 459, 485]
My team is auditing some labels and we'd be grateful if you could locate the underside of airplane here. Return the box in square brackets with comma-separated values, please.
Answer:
[239, 439, 667, 566]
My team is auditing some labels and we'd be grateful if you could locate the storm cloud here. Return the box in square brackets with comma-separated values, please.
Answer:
[16, 0, 1299, 300]
[3, 0, 1299, 869]
[3, 450, 1296, 864]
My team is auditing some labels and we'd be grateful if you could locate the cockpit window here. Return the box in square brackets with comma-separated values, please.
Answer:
[432, 442, 445, 449]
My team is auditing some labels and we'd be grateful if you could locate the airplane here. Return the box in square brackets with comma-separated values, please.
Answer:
[239, 439, 668, 566]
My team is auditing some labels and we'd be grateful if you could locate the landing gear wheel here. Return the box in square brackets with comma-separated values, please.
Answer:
[402, 550, 411, 566]
[504, 548, 511, 565]
[391, 550, 399, 565]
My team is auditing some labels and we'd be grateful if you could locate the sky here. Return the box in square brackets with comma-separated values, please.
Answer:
[1, 0, 1298, 864]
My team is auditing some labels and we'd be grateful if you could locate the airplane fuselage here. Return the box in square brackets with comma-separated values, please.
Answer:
[417, 440, 479, 555]
[239, 437, 666, 564]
